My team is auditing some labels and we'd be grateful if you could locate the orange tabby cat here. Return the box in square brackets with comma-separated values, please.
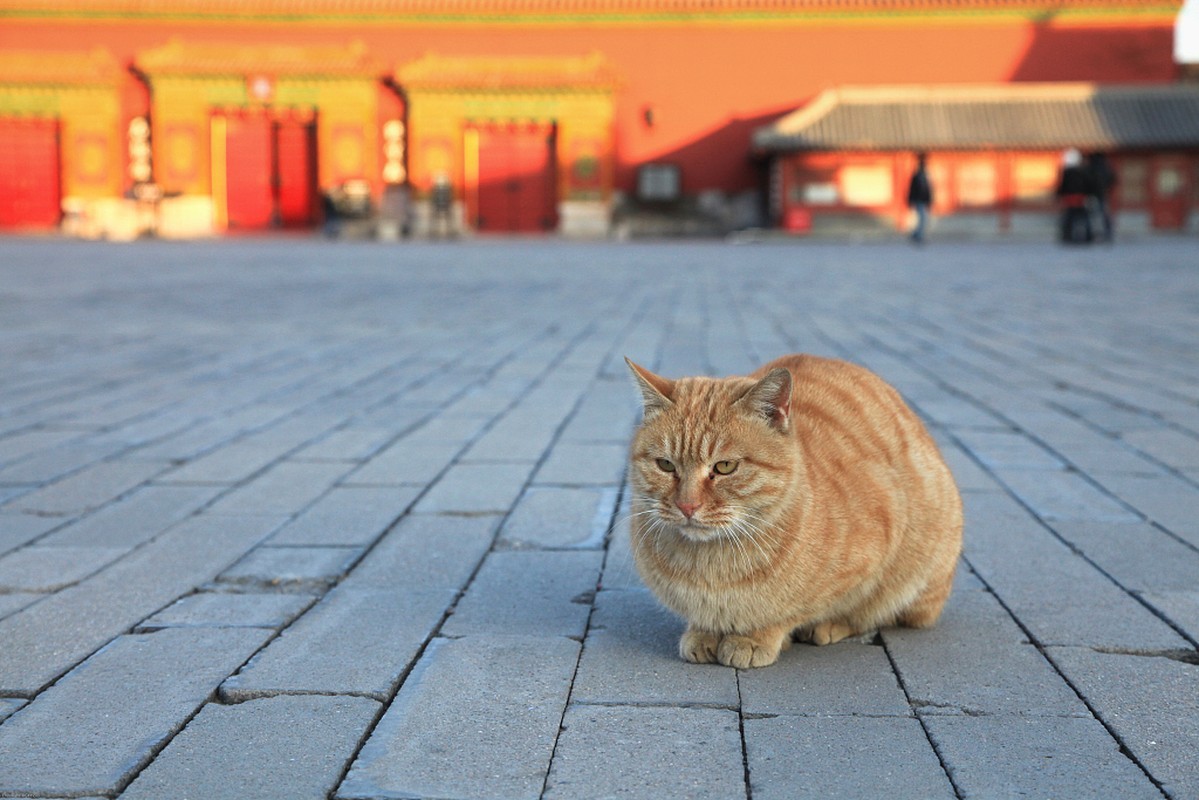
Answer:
[626, 354, 962, 669]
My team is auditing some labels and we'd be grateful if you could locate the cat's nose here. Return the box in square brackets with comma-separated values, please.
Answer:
[676, 500, 701, 519]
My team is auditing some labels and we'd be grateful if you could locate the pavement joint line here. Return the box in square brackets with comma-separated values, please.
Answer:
[735, 670, 755, 800]
[960, 555, 1173, 798]
[537, 468, 630, 799]
[10, 328, 539, 702]
[879, 605, 966, 799]
[943, 425, 1199, 651]
[1048, 398, 1199, 496]
[327, 308, 627, 799]
[841, 324, 1199, 649]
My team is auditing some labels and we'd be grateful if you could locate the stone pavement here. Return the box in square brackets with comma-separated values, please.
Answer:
[0, 237, 1196, 800]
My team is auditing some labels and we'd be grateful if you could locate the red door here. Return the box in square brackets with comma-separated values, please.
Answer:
[475, 122, 556, 232]
[0, 117, 61, 229]
[275, 119, 317, 227]
[224, 113, 274, 230]
[1149, 155, 1192, 230]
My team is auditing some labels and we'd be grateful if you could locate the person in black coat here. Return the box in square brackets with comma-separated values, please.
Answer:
[907, 153, 933, 243]
[1056, 148, 1095, 244]
[1087, 151, 1117, 242]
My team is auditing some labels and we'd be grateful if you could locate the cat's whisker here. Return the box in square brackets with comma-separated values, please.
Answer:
[726, 519, 771, 566]
[718, 523, 751, 575]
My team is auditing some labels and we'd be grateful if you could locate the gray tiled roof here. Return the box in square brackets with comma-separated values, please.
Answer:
[754, 83, 1199, 152]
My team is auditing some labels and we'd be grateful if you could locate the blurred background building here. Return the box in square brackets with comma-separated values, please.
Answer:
[0, 0, 1195, 239]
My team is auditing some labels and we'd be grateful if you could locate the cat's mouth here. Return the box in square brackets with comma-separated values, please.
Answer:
[670, 517, 719, 541]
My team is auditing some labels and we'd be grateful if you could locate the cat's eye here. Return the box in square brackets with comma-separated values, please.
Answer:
[713, 460, 738, 475]
[655, 458, 676, 473]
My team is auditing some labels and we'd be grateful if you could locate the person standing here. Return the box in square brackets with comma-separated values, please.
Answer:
[907, 153, 933, 243]
[1056, 148, 1094, 244]
[1087, 151, 1117, 243]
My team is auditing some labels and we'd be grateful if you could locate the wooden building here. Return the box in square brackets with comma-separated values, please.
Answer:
[754, 83, 1199, 236]
[0, 0, 1189, 238]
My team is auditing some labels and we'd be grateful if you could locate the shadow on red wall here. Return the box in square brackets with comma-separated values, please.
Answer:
[618, 105, 797, 196]
[1010, 20, 1176, 83]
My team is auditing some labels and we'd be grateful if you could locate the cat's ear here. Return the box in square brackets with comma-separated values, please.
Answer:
[625, 358, 675, 419]
[737, 368, 792, 432]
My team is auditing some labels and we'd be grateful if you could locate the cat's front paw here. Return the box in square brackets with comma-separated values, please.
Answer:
[679, 628, 720, 663]
[805, 621, 857, 646]
[716, 634, 782, 669]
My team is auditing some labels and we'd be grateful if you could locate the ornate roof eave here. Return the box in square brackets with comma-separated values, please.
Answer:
[753, 82, 1199, 152]
[0, 47, 124, 86]
[0, 0, 1182, 26]
[134, 38, 386, 78]
[397, 52, 621, 92]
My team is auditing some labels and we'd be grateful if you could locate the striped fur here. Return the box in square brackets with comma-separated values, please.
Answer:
[626, 354, 962, 669]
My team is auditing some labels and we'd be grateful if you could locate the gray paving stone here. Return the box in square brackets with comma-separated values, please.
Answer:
[882, 580, 1088, 717]
[8, 459, 165, 515]
[0, 627, 270, 797]
[0, 429, 81, 469]
[221, 514, 498, 699]
[0, 443, 124, 486]
[222, 585, 450, 701]
[461, 414, 559, 462]
[37, 484, 221, 548]
[913, 397, 1004, 430]
[216, 545, 361, 589]
[0, 697, 24, 723]
[0, 545, 127, 592]
[290, 425, 398, 462]
[922, 715, 1162, 799]
[1057, 442, 1167, 477]
[739, 640, 911, 717]
[0, 592, 41, 619]
[1092, 472, 1199, 549]
[0, 486, 31, 506]
[571, 589, 740, 708]
[745, 716, 954, 800]
[937, 439, 1003, 491]
[952, 428, 1067, 471]
[499, 485, 618, 550]
[599, 513, 643, 591]
[339, 634, 580, 800]
[963, 491, 1186, 651]
[557, 380, 638, 443]
[159, 442, 287, 485]
[0, 513, 286, 695]
[344, 438, 463, 485]
[1049, 520, 1199, 594]
[129, 405, 291, 462]
[442, 550, 602, 639]
[0, 514, 62, 556]
[1120, 427, 1199, 471]
[204, 461, 350, 515]
[138, 591, 315, 630]
[1140, 590, 1199, 643]
[265, 485, 418, 546]
[339, 512, 498, 592]
[1047, 646, 1199, 799]
[402, 412, 491, 443]
[356, 399, 446, 432]
[120, 695, 380, 800]
[414, 461, 533, 514]
[534, 442, 628, 486]
[544, 705, 745, 800]
[994, 467, 1140, 522]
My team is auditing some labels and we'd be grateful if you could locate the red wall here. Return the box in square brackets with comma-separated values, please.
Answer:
[1, 15, 1178, 196]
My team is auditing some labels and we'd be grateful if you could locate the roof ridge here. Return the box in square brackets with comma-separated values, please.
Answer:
[755, 81, 1199, 152]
